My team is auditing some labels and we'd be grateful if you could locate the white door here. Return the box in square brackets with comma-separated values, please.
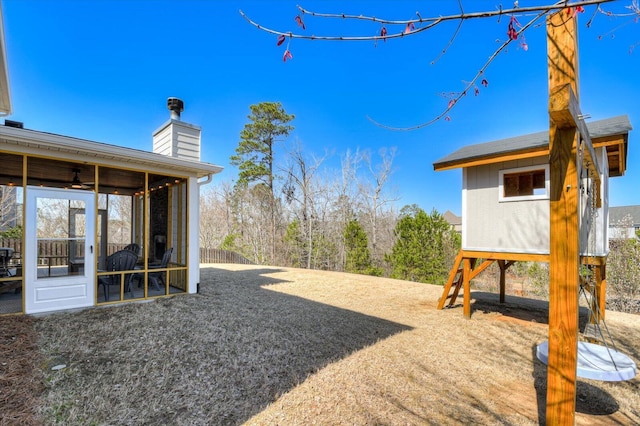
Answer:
[25, 187, 95, 314]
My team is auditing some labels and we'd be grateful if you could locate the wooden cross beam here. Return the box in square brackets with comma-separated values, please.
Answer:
[545, 10, 600, 424]
[549, 83, 602, 206]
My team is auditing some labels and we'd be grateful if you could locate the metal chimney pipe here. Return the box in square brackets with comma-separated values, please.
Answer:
[167, 97, 184, 120]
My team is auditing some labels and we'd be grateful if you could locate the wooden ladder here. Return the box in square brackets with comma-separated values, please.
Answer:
[437, 251, 464, 309]
[437, 251, 496, 313]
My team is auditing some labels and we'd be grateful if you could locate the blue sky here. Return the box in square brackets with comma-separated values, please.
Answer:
[2, 1, 639, 215]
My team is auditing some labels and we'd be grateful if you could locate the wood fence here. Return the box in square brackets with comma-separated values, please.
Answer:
[0, 239, 253, 266]
[199, 248, 254, 264]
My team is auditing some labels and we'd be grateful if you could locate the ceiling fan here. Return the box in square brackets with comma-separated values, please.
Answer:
[70, 168, 94, 190]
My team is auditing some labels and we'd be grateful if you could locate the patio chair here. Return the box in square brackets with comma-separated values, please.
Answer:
[0, 247, 14, 278]
[131, 247, 173, 293]
[98, 249, 138, 301]
[123, 243, 140, 256]
[147, 247, 173, 292]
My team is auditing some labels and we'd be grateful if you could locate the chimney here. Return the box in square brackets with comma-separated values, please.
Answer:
[152, 97, 201, 161]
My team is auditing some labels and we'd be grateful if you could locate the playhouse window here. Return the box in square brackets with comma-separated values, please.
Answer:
[499, 165, 549, 202]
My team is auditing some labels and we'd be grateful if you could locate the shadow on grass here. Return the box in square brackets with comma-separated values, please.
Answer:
[531, 344, 621, 425]
[36, 266, 413, 425]
[470, 291, 603, 331]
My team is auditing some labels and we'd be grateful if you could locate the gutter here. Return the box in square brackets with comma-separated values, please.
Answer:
[198, 174, 213, 187]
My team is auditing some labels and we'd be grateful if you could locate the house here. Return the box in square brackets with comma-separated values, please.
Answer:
[432, 115, 631, 313]
[609, 205, 640, 239]
[0, 4, 223, 315]
[443, 210, 462, 233]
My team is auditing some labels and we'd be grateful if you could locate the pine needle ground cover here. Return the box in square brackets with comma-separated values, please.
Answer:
[4, 264, 640, 425]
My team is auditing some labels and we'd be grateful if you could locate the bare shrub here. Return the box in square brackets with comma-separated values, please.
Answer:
[607, 238, 640, 313]
[525, 262, 550, 299]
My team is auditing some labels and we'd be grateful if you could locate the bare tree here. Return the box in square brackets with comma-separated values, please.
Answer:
[0, 186, 22, 235]
[107, 195, 132, 245]
[282, 142, 328, 268]
[358, 147, 399, 266]
[200, 181, 235, 249]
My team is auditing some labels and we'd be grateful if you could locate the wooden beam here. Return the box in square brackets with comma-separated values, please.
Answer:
[498, 260, 507, 304]
[461, 250, 549, 263]
[547, 124, 580, 425]
[468, 259, 494, 281]
[546, 11, 580, 425]
[463, 258, 472, 319]
[498, 260, 516, 304]
[549, 83, 601, 186]
[595, 264, 607, 320]
[433, 148, 549, 171]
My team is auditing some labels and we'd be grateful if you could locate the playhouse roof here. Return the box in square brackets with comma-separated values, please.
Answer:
[433, 115, 631, 176]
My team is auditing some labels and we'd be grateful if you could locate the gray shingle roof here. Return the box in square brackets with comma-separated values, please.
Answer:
[433, 115, 632, 170]
[609, 205, 640, 226]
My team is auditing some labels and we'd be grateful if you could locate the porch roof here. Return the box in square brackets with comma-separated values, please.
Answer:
[433, 115, 631, 177]
[0, 123, 223, 177]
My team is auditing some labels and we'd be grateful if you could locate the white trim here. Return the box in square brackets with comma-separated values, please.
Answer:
[25, 187, 96, 314]
[187, 177, 199, 294]
[498, 164, 550, 203]
[0, 3, 11, 116]
[462, 168, 468, 249]
[0, 126, 222, 177]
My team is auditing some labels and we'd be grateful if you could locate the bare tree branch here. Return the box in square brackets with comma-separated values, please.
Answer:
[369, 9, 548, 131]
[240, 0, 613, 41]
[431, 0, 465, 65]
[240, 0, 623, 130]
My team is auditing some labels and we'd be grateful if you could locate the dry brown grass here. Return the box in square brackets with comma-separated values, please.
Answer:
[11, 264, 640, 424]
[0, 315, 44, 426]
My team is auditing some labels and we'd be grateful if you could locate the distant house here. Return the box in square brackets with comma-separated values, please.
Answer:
[609, 205, 640, 239]
[443, 210, 462, 233]
[432, 115, 632, 313]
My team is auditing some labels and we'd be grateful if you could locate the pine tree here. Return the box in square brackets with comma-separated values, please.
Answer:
[344, 219, 382, 276]
[230, 102, 294, 263]
[386, 205, 460, 284]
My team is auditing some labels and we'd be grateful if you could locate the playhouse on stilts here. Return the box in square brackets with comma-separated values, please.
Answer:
[433, 10, 636, 425]
[433, 114, 630, 319]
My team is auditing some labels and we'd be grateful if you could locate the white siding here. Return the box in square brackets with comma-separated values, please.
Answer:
[463, 157, 550, 254]
[153, 125, 173, 156]
[462, 148, 610, 256]
[153, 120, 201, 162]
[579, 147, 609, 256]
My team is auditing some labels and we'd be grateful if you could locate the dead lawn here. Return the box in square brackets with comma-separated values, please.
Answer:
[3, 264, 640, 425]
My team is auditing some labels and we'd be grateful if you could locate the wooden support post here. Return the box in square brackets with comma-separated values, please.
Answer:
[546, 11, 581, 425]
[595, 264, 606, 320]
[463, 258, 472, 319]
[498, 260, 507, 304]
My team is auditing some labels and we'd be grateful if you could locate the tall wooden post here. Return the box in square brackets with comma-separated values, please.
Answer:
[546, 11, 580, 424]
[463, 258, 472, 318]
